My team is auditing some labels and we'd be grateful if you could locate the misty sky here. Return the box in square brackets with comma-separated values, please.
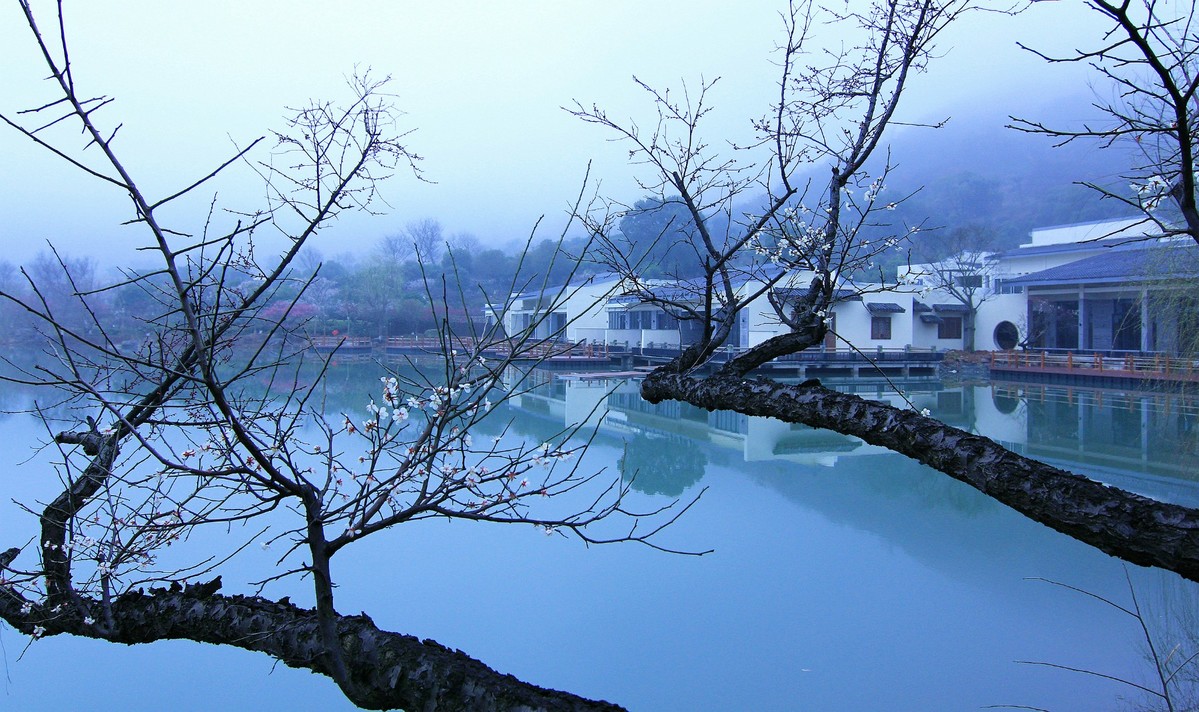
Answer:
[0, 1, 1112, 267]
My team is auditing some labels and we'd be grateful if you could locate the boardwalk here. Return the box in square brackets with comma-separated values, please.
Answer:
[309, 336, 944, 377]
[383, 336, 612, 365]
[627, 345, 944, 378]
[990, 350, 1199, 385]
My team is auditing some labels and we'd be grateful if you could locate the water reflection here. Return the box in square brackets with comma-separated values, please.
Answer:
[5, 357, 1199, 711]
[618, 433, 707, 496]
[507, 373, 1199, 507]
[496, 370, 1199, 709]
[992, 382, 1199, 472]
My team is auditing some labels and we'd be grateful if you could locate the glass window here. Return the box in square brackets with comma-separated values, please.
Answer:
[608, 311, 629, 329]
[871, 316, 892, 340]
[938, 316, 963, 340]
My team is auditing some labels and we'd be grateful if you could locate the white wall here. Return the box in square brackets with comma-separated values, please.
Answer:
[1026, 217, 1145, 247]
[975, 294, 1027, 350]
[501, 274, 622, 342]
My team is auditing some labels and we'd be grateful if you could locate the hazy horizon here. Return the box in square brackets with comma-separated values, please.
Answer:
[0, 2, 1122, 268]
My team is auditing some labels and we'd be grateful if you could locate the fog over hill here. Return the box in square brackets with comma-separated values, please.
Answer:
[872, 90, 1138, 253]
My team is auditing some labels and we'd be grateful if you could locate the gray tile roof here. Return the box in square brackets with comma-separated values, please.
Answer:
[1009, 242, 1199, 287]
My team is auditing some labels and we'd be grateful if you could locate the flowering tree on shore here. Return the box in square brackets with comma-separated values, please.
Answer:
[0, 3, 689, 710]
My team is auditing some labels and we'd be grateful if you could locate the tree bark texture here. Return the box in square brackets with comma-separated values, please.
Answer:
[642, 370, 1199, 582]
[0, 583, 623, 712]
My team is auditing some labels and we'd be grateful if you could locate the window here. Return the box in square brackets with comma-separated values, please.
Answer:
[608, 311, 628, 329]
[653, 311, 679, 329]
[938, 316, 962, 340]
[993, 321, 1019, 350]
[994, 278, 1024, 295]
[871, 316, 892, 340]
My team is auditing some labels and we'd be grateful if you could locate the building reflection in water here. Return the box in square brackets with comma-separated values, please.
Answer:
[504, 367, 1199, 507]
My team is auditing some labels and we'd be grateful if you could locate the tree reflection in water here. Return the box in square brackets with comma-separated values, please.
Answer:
[618, 432, 707, 496]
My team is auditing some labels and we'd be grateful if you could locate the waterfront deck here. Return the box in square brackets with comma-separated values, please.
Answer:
[990, 350, 1199, 386]
[623, 345, 943, 378]
[315, 336, 944, 376]
[383, 336, 614, 366]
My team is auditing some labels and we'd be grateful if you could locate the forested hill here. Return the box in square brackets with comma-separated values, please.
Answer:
[868, 95, 1137, 255]
[610, 94, 1139, 274]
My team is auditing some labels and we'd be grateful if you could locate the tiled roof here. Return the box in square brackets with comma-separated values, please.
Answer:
[994, 237, 1130, 260]
[511, 271, 621, 301]
[771, 287, 863, 302]
[1008, 242, 1199, 287]
[866, 302, 906, 314]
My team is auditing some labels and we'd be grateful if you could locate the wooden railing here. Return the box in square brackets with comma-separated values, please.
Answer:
[309, 335, 374, 350]
[990, 350, 1199, 381]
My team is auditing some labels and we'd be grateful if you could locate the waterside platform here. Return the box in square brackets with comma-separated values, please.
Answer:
[990, 350, 1199, 387]
[625, 346, 944, 379]
[310, 337, 945, 377]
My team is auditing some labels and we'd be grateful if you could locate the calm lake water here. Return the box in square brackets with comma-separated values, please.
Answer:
[2, 361, 1199, 711]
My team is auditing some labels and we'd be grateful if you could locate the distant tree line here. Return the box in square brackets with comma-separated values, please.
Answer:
[0, 151, 1135, 350]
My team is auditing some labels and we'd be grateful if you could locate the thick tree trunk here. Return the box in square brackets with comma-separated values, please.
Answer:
[0, 582, 624, 712]
[642, 370, 1199, 582]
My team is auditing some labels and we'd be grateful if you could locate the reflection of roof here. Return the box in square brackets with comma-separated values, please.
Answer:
[773, 432, 862, 454]
[866, 302, 906, 314]
[1009, 242, 1199, 287]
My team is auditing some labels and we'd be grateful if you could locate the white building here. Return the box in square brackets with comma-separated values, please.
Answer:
[494, 272, 622, 343]
[493, 216, 1197, 358]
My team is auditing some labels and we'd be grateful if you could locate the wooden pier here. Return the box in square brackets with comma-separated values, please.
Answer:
[626, 346, 944, 378]
[990, 350, 1199, 386]
[383, 336, 614, 366]
[306, 336, 943, 377]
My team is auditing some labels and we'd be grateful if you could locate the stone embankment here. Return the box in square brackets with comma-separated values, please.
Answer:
[937, 350, 991, 381]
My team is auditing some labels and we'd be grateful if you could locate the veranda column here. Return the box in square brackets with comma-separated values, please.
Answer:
[1077, 286, 1088, 351]
[1141, 288, 1152, 352]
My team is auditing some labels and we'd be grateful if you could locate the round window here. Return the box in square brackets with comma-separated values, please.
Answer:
[993, 321, 1019, 350]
